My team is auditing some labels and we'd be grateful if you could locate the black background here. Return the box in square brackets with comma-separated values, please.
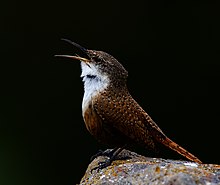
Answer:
[1, 1, 220, 185]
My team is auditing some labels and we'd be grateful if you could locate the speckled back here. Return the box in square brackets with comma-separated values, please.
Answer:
[93, 85, 158, 151]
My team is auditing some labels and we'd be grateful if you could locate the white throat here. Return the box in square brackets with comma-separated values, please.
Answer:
[80, 62, 109, 113]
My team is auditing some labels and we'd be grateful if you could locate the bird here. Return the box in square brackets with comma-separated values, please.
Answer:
[56, 39, 202, 169]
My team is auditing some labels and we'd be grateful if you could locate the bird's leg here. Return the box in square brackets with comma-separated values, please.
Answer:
[91, 146, 126, 171]
[90, 147, 120, 161]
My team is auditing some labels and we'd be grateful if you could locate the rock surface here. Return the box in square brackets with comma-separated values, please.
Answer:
[79, 149, 220, 185]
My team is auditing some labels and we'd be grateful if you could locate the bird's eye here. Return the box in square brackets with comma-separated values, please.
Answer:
[92, 56, 102, 62]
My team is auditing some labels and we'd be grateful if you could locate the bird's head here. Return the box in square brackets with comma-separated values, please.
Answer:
[56, 39, 128, 88]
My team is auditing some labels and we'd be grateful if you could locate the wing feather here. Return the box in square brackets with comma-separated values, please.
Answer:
[93, 89, 202, 164]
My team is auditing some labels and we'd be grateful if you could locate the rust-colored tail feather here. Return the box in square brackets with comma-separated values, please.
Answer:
[162, 137, 202, 164]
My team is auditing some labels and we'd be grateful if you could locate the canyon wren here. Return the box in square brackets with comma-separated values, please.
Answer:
[56, 39, 202, 168]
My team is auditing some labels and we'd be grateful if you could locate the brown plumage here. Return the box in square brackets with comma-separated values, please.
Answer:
[56, 39, 202, 168]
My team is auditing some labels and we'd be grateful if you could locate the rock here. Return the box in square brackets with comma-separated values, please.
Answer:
[79, 149, 220, 185]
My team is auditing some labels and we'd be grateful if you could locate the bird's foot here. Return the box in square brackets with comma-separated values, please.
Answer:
[90, 149, 117, 161]
[91, 158, 113, 172]
[90, 149, 103, 161]
[91, 155, 131, 172]
[91, 147, 130, 172]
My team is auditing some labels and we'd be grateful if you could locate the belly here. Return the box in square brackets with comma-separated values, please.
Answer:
[83, 103, 102, 138]
[83, 104, 129, 147]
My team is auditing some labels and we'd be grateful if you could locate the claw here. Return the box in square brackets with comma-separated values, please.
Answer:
[90, 147, 126, 173]
[90, 149, 104, 161]
[91, 158, 112, 172]
[90, 148, 117, 161]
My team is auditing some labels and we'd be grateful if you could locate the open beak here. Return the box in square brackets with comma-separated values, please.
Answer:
[55, 39, 90, 65]
[55, 54, 90, 64]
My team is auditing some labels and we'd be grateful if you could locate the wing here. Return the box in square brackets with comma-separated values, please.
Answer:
[93, 89, 202, 164]
[93, 89, 163, 151]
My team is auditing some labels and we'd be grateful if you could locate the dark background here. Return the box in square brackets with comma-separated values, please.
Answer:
[1, 1, 220, 185]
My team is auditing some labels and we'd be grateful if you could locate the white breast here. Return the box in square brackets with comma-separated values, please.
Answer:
[80, 62, 109, 114]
